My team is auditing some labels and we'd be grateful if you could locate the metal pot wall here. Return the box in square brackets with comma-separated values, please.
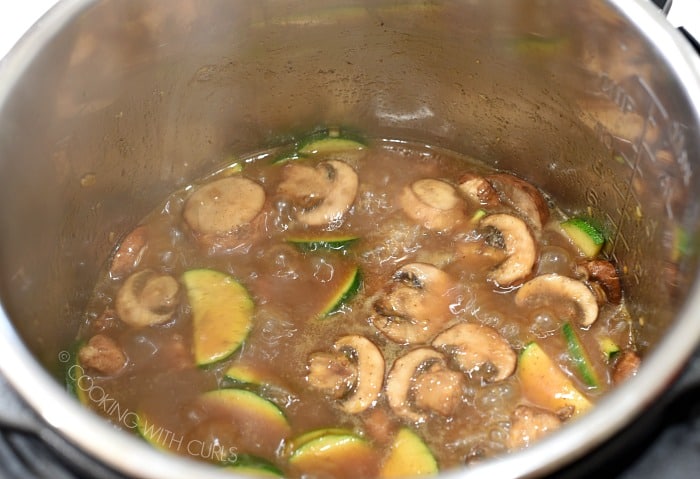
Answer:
[0, 0, 699, 478]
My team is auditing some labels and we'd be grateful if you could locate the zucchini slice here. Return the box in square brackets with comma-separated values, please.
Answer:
[380, 428, 438, 478]
[223, 454, 283, 477]
[289, 432, 377, 478]
[287, 234, 360, 252]
[200, 389, 289, 429]
[598, 337, 621, 361]
[224, 363, 268, 387]
[182, 269, 254, 366]
[517, 342, 592, 416]
[560, 217, 605, 258]
[298, 137, 366, 155]
[297, 128, 366, 156]
[318, 266, 362, 318]
[198, 389, 291, 453]
[287, 428, 355, 453]
[470, 208, 487, 223]
[562, 322, 600, 389]
[222, 363, 297, 410]
[136, 413, 176, 452]
[196, 389, 291, 462]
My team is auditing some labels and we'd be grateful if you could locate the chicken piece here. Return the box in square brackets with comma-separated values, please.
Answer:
[507, 405, 562, 450]
[612, 350, 641, 384]
[78, 334, 127, 375]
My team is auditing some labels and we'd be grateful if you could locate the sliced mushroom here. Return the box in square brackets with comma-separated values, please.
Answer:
[115, 269, 180, 327]
[457, 172, 500, 208]
[612, 350, 641, 384]
[306, 351, 357, 399]
[577, 259, 622, 304]
[78, 334, 127, 375]
[386, 348, 464, 422]
[277, 159, 358, 226]
[432, 323, 516, 382]
[109, 225, 148, 279]
[515, 273, 599, 327]
[399, 178, 466, 231]
[506, 405, 562, 450]
[306, 335, 384, 414]
[486, 173, 550, 231]
[183, 176, 266, 247]
[334, 335, 385, 413]
[370, 263, 455, 344]
[480, 214, 537, 287]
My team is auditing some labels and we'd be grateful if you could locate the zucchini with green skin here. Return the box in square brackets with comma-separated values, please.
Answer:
[299, 137, 366, 155]
[318, 266, 362, 318]
[286, 234, 359, 252]
[223, 454, 283, 477]
[64, 341, 90, 406]
[297, 128, 366, 156]
[288, 432, 378, 478]
[517, 342, 592, 416]
[560, 217, 605, 258]
[199, 389, 290, 432]
[223, 363, 268, 387]
[287, 428, 355, 453]
[222, 363, 297, 409]
[380, 428, 438, 478]
[182, 269, 254, 366]
[136, 413, 178, 452]
[273, 129, 366, 163]
[599, 337, 621, 361]
[562, 322, 600, 389]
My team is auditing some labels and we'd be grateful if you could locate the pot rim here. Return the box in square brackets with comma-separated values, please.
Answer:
[1, 0, 700, 478]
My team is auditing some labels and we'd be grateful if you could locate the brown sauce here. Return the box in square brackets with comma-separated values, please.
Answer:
[70, 136, 637, 477]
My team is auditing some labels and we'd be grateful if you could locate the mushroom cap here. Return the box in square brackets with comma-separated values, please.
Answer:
[399, 178, 466, 231]
[278, 159, 359, 227]
[183, 176, 266, 238]
[457, 173, 500, 208]
[115, 269, 180, 327]
[515, 273, 599, 327]
[486, 173, 550, 231]
[386, 348, 449, 423]
[480, 213, 537, 287]
[370, 263, 455, 344]
[334, 335, 385, 414]
[432, 323, 516, 382]
[578, 259, 622, 304]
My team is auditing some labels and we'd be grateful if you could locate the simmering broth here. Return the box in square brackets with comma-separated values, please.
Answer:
[68, 132, 638, 478]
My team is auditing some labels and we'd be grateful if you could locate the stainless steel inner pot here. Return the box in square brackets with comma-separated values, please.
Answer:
[1, 0, 700, 478]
